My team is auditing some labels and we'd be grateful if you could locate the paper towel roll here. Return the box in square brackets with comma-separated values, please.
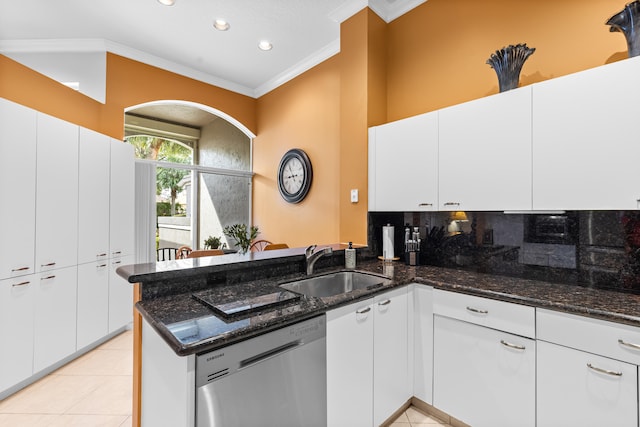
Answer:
[382, 225, 394, 260]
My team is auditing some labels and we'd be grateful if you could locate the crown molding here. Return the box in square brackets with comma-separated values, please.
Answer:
[253, 39, 341, 98]
[0, 38, 255, 98]
[369, 0, 427, 22]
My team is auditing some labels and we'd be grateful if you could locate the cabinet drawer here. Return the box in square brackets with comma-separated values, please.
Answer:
[433, 289, 535, 338]
[537, 308, 640, 365]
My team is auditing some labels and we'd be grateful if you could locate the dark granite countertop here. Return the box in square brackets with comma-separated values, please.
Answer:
[133, 256, 640, 357]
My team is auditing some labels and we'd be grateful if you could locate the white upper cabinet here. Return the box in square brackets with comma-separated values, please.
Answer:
[0, 99, 37, 280]
[78, 128, 111, 265]
[35, 113, 79, 272]
[438, 86, 532, 211]
[109, 141, 135, 258]
[369, 111, 438, 211]
[532, 56, 640, 210]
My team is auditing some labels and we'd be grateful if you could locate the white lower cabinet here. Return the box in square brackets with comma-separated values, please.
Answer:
[77, 261, 109, 350]
[433, 315, 536, 427]
[33, 266, 78, 373]
[108, 255, 134, 333]
[373, 287, 410, 426]
[327, 287, 409, 427]
[413, 285, 433, 404]
[0, 275, 35, 393]
[327, 297, 374, 427]
[537, 340, 638, 427]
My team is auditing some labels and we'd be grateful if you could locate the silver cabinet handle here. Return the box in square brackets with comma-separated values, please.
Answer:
[444, 202, 460, 206]
[418, 203, 433, 207]
[97, 264, 108, 268]
[112, 251, 122, 256]
[587, 363, 622, 377]
[466, 306, 488, 314]
[356, 307, 371, 314]
[11, 266, 30, 272]
[12, 281, 30, 287]
[112, 260, 122, 266]
[40, 262, 56, 267]
[96, 253, 108, 258]
[378, 299, 391, 306]
[500, 340, 525, 351]
[40, 275, 56, 281]
[618, 339, 640, 350]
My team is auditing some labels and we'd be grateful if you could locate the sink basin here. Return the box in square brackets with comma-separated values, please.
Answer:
[279, 271, 391, 298]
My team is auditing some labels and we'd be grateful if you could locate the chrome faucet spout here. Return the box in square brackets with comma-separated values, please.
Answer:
[305, 246, 333, 275]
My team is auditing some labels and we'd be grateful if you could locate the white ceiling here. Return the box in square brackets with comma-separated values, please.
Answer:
[0, 0, 425, 99]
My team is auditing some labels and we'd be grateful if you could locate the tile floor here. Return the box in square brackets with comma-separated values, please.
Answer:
[389, 406, 455, 427]
[0, 330, 133, 427]
[1, 329, 460, 427]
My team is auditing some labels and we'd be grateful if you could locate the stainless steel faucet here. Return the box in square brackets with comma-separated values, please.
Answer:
[305, 245, 333, 275]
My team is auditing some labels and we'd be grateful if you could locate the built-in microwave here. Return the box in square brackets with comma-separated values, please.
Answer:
[524, 212, 578, 245]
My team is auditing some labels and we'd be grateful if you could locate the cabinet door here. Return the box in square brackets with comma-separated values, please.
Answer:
[439, 86, 532, 211]
[109, 141, 135, 258]
[373, 287, 410, 426]
[413, 285, 433, 404]
[368, 111, 438, 211]
[77, 261, 109, 349]
[0, 98, 37, 280]
[35, 113, 79, 272]
[34, 266, 77, 372]
[327, 298, 374, 427]
[78, 128, 110, 265]
[0, 275, 34, 393]
[108, 255, 134, 333]
[533, 57, 640, 210]
[537, 340, 638, 427]
[433, 315, 535, 427]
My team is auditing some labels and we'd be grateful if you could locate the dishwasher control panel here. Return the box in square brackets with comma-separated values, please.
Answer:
[195, 315, 326, 387]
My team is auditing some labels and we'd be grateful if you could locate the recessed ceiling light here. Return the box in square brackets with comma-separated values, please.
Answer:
[213, 19, 230, 31]
[157, 0, 175, 5]
[258, 40, 273, 51]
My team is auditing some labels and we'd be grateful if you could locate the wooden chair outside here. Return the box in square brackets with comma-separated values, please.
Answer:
[186, 249, 225, 258]
[250, 239, 272, 252]
[263, 243, 289, 251]
[157, 247, 178, 261]
[177, 246, 192, 259]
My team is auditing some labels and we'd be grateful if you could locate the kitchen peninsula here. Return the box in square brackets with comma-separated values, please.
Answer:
[120, 244, 640, 427]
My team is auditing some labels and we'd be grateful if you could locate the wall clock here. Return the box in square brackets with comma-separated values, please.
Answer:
[277, 148, 313, 203]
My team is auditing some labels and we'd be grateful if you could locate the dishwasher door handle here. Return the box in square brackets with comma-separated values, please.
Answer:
[238, 340, 303, 370]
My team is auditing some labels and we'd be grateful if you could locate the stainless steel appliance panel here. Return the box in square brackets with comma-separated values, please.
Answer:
[196, 315, 326, 427]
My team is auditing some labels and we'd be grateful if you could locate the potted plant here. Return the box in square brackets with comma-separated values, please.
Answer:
[223, 224, 259, 254]
[203, 235, 222, 250]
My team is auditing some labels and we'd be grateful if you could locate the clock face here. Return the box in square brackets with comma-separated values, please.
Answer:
[277, 149, 312, 203]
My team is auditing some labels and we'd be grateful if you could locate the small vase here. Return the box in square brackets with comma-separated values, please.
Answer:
[486, 43, 536, 92]
[606, 1, 640, 58]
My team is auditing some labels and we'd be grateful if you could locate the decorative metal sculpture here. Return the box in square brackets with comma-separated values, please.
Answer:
[486, 43, 536, 92]
[606, 1, 640, 58]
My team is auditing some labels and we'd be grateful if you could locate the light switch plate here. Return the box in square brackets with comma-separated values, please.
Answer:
[350, 189, 358, 203]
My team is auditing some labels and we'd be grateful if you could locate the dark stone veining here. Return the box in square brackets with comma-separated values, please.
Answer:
[129, 251, 640, 357]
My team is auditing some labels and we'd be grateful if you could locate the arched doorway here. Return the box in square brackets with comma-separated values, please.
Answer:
[124, 100, 256, 261]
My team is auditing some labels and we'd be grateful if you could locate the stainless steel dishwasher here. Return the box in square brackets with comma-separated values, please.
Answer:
[195, 315, 326, 427]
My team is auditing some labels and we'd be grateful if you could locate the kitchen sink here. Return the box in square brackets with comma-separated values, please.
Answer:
[279, 271, 391, 298]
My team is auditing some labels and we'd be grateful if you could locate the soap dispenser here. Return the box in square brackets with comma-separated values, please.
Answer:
[345, 242, 356, 269]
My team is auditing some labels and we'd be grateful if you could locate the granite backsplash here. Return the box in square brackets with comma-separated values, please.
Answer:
[368, 210, 640, 293]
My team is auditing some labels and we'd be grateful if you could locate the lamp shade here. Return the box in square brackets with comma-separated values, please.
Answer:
[450, 211, 468, 222]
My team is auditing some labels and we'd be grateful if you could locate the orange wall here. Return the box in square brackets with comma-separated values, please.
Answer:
[253, 56, 342, 247]
[386, 0, 628, 121]
[1, 0, 633, 249]
[0, 53, 256, 138]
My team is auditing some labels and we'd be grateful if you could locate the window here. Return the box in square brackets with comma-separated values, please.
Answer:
[125, 112, 252, 254]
